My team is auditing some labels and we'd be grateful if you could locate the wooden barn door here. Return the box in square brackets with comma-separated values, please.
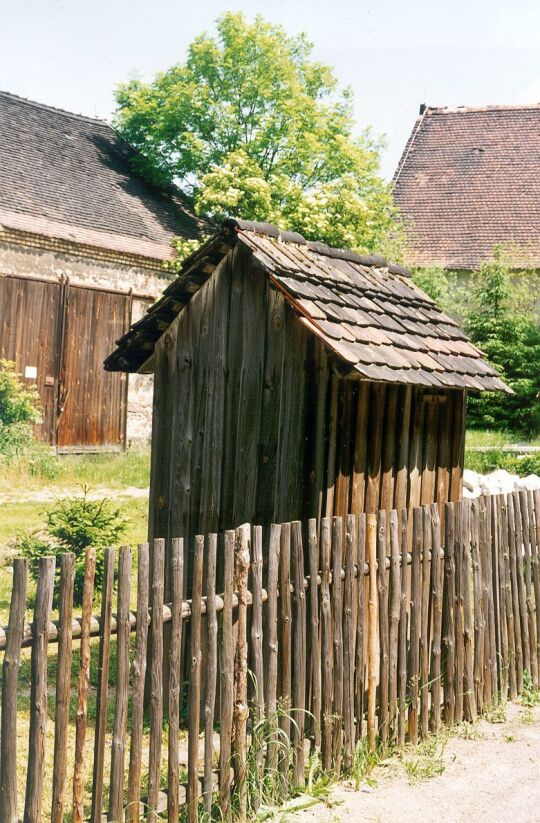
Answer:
[56, 284, 131, 451]
[0, 274, 64, 445]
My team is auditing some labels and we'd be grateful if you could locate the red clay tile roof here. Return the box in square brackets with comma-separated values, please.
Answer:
[0, 91, 206, 260]
[105, 219, 510, 394]
[393, 104, 540, 270]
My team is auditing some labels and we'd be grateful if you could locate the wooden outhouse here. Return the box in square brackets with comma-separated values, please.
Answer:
[106, 218, 509, 565]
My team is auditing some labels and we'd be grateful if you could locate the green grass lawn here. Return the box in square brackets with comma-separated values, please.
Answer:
[0, 449, 151, 623]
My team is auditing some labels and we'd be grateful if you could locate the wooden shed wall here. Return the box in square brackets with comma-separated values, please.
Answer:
[148, 243, 466, 584]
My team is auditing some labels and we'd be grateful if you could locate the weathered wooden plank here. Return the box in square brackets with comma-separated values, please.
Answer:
[408, 391, 426, 528]
[334, 382, 354, 521]
[513, 492, 531, 678]
[219, 531, 235, 818]
[388, 509, 401, 742]
[278, 522, 292, 793]
[320, 517, 334, 769]
[108, 547, 131, 821]
[397, 508, 409, 745]
[442, 503, 456, 726]
[380, 386, 398, 511]
[454, 502, 465, 723]
[470, 499, 484, 713]
[367, 513, 378, 752]
[530, 490, 540, 679]
[72, 548, 96, 823]
[435, 395, 451, 520]
[343, 515, 356, 769]
[308, 518, 322, 749]
[503, 495, 518, 698]
[249, 526, 264, 809]
[393, 386, 412, 514]
[265, 524, 281, 775]
[430, 504, 443, 733]
[420, 505, 432, 738]
[449, 391, 466, 502]
[90, 547, 115, 823]
[148, 539, 165, 822]
[461, 501, 477, 722]
[350, 382, 370, 514]
[126, 544, 150, 823]
[519, 490, 538, 686]
[186, 536, 204, 822]
[377, 510, 390, 743]
[24, 556, 55, 823]
[420, 399, 438, 506]
[355, 513, 367, 742]
[332, 517, 344, 774]
[408, 507, 422, 744]
[494, 495, 510, 701]
[51, 554, 75, 823]
[291, 522, 307, 786]
[325, 375, 339, 519]
[508, 493, 525, 691]
[365, 384, 386, 513]
[0, 558, 27, 823]
[233, 525, 250, 821]
[168, 538, 185, 823]
[307, 343, 329, 523]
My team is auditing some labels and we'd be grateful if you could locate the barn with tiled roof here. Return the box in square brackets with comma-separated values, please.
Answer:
[106, 218, 509, 551]
[393, 104, 540, 270]
[0, 90, 205, 450]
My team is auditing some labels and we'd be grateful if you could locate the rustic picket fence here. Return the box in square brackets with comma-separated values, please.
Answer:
[0, 489, 539, 822]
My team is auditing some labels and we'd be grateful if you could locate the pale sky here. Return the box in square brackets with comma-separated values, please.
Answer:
[2, 0, 540, 178]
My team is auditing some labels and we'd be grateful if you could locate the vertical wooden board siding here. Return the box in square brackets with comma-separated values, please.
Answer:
[355, 513, 366, 742]
[408, 389, 426, 515]
[255, 283, 286, 525]
[435, 395, 451, 515]
[420, 398, 438, 506]
[0, 558, 27, 823]
[232, 261, 267, 526]
[219, 249, 244, 533]
[379, 385, 398, 512]
[449, 391, 466, 502]
[377, 511, 390, 743]
[148, 341, 172, 544]
[365, 383, 386, 513]
[334, 381, 354, 521]
[325, 374, 339, 519]
[350, 381, 370, 514]
[190, 266, 216, 541]
[274, 308, 308, 524]
[57, 285, 129, 449]
[393, 386, 412, 514]
[306, 342, 329, 523]
[0, 275, 62, 445]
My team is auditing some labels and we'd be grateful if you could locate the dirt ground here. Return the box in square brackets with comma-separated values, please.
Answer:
[289, 702, 540, 823]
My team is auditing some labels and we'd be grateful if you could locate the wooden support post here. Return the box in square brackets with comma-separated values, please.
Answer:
[0, 558, 27, 823]
[187, 536, 204, 823]
[126, 544, 150, 823]
[72, 549, 96, 823]
[367, 513, 378, 752]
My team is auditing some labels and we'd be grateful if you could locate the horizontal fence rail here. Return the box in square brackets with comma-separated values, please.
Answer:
[0, 489, 539, 822]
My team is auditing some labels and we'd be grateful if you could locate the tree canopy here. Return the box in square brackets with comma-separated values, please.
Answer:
[114, 12, 398, 253]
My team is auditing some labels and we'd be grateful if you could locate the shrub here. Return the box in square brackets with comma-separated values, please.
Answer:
[0, 359, 59, 478]
[17, 488, 128, 605]
[464, 449, 540, 477]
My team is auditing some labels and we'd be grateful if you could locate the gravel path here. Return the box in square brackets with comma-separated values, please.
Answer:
[289, 702, 540, 823]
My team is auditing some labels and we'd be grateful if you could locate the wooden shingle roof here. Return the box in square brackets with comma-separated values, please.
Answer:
[0, 90, 206, 260]
[393, 104, 540, 270]
[105, 218, 510, 393]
